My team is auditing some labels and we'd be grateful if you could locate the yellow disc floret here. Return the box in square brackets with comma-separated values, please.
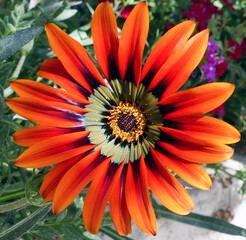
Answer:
[107, 102, 146, 143]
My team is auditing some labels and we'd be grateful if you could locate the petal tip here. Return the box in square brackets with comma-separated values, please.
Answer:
[52, 205, 59, 216]
[43, 198, 51, 203]
[45, 22, 51, 28]
[137, 1, 148, 10]
[182, 20, 196, 28]
[187, 20, 196, 25]
[12, 160, 23, 167]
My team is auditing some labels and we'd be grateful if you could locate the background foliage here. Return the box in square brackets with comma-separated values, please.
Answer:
[0, 0, 246, 239]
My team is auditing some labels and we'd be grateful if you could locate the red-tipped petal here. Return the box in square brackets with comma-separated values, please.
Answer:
[118, 2, 149, 85]
[148, 30, 209, 98]
[125, 156, 157, 236]
[159, 83, 235, 121]
[13, 131, 95, 168]
[147, 148, 194, 213]
[158, 127, 234, 164]
[166, 116, 241, 144]
[37, 58, 90, 99]
[39, 153, 86, 202]
[52, 150, 106, 215]
[152, 147, 212, 190]
[92, 2, 119, 80]
[45, 23, 107, 93]
[141, 20, 195, 85]
[5, 98, 88, 127]
[10, 80, 90, 106]
[109, 165, 132, 236]
[13, 125, 85, 147]
[83, 161, 125, 234]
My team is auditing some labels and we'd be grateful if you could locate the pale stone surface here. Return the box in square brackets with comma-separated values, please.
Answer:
[101, 158, 246, 240]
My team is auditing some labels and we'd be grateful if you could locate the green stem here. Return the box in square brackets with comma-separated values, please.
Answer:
[0, 197, 29, 213]
[41, 222, 74, 227]
[11, 54, 26, 79]
[100, 226, 132, 240]
[0, 190, 25, 202]
[0, 145, 21, 153]
[0, 119, 23, 131]
[4, 54, 26, 98]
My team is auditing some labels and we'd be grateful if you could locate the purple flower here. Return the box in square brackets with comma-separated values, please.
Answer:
[210, 104, 225, 117]
[201, 64, 216, 82]
[217, 56, 225, 64]
[206, 52, 217, 65]
[207, 40, 219, 53]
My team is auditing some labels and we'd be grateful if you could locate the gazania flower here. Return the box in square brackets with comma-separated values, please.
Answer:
[6, 1, 240, 237]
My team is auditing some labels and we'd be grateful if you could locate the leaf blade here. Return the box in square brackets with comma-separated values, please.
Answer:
[0, 204, 51, 240]
[153, 202, 246, 237]
[0, 27, 43, 62]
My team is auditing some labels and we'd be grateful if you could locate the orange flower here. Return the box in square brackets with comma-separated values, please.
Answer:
[6, 1, 240, 236]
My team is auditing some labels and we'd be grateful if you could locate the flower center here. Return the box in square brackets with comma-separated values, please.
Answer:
[107, 102, 146, 143]
[117, 114, 137, 132]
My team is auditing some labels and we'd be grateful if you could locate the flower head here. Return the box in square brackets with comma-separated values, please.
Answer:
[6, 1, 240, 236]
[202, 63, 216, 82]
[182, 0, 221, 31]
[216, 56, 228, 78]
[210, 103, 226, 117]
[202, 39, 228, 82]
[227, 40, 243, 60]
[207, 39, 219, 53]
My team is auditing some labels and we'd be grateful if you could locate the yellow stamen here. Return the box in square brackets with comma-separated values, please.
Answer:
[107, 102, 146, 143]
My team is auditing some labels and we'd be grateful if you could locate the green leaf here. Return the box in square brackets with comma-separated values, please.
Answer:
[100, 226, 133, 240]
[0, 190, 25, 202]
[30, 232, 55, 240]
[55, 209, 68, 223]
[54, 9, 78, 21]
[83, 231, 100, 240]
[0, 27, 43, 62]
[153, 202, 246, 237]
[0, 204, 51, 240]
[101, 215, 113, 226]
[0, 62, 14, 87]
[25, 175, 45, 207]
[0, 197, 29, 213]
[0, 123, 9, 149]
[0, 7, 10, 15]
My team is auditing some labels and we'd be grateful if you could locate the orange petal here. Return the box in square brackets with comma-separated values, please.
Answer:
[45, 23, 107, 93]
[92, 2, 119, 80]
[166, 116, 241, 144]
[109, 165, 132, 236]
[37, 58, 90, 99]
[10, 80, 90, 106]
[118, 2, 149, 85]
[52, 149, 106, 215]
[13, 125, 84, 147]
[158, 127, 234, 163]
[83, 161, 124, 234]
[39, 153, 86, 202]
[5, 97, 88, 127]
[147, 148, 194, 214]
[159, 83, 235, 121]
[125, 156, 157, 236]
[148, 29, 209, 98]
[14, 131, 95, 168]
[153, 147, 212, 190]
[141, 20, 195, 85]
